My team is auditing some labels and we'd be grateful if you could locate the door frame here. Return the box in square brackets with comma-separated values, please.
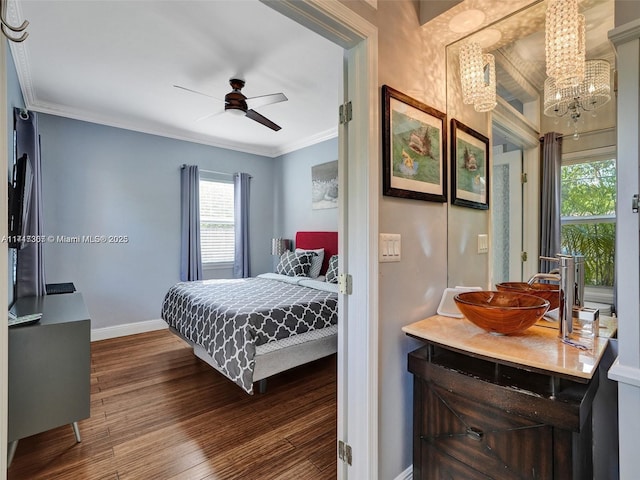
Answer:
[491, 106, 540, 283]
[261, 1, 380, 478]
[1, 37, 10, 478]
[608, 20, 640, 479]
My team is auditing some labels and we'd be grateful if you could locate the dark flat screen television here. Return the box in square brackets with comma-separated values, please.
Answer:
[8, 153, 33, 249]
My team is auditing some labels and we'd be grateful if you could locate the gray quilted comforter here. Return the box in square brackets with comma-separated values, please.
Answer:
[161, 274, 338, 393]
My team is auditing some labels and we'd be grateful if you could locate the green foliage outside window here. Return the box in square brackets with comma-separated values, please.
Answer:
[561, 159, 616, 287]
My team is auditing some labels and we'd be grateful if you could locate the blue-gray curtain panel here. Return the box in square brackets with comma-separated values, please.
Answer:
[233, 172, 251, 278]
[14, 108, 46, 298]
[180, 165, 202, 281]
[539, 132, 563, 274]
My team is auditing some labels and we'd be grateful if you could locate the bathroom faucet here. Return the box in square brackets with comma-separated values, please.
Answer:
[557, 254, 576, 340]
[534, 254, 592, 340]
[527, 272, 560, 285]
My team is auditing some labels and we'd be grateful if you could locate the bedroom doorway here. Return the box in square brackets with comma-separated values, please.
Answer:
[262, 2, 379, 479]
[0, 4, 380, 479]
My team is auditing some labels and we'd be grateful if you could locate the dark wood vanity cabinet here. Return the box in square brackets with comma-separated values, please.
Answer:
[409, 345, 598, 479]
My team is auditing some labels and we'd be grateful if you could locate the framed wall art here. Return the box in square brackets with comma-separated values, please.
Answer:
[311, 160, 338, 210]
[381, 85, 446, 203]
[450, 118, 489, 210]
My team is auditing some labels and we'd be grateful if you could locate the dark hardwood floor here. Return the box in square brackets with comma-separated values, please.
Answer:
[8, 329, 337, 479]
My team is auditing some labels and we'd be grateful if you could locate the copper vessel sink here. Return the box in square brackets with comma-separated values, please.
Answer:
[454, 291, 550, 335]
[495, 282, 561, 311]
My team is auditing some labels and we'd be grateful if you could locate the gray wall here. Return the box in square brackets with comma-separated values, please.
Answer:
[38, 115, 276, 329]
[615, 0, 640, 27]
[36, 116, 337, 329]
[377, 2, 449, 477]
[274, 137, 339, 242]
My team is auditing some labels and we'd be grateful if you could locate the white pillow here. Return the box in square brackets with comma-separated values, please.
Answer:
[298, 278, 339, 293]
[295, 248, 324, 278]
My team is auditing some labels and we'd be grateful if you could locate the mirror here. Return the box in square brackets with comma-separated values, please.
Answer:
[446, 0, 616, 293]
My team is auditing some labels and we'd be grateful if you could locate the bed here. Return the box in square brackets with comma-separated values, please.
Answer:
[161, 231, 339, 394]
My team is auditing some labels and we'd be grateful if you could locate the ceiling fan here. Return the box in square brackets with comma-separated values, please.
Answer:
[174, 79, 287, 131]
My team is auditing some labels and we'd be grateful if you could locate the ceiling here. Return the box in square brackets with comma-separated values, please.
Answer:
[7, 0, 344, 158]
[6, 0, 616, 157]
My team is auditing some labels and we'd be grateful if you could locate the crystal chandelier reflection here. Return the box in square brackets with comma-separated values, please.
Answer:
[545, 0, 585, 88]
[543, 59, 611, 138]
[459, 42, 497, 112]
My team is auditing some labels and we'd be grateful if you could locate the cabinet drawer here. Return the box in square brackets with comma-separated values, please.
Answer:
[418, 380, 554, 478]
[420, 442, 492, 480]
[410, 347, 591, 431]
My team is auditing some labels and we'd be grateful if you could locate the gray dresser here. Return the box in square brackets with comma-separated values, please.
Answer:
[8, 292, 91, 463]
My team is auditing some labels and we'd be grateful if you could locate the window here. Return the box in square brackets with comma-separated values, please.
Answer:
[561, 148, 616, 292]
[199, 175, 234, 265]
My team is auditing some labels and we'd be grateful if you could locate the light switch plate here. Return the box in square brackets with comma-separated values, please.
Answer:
[379, 233, 401, 262]
[477, 234, 488, 254]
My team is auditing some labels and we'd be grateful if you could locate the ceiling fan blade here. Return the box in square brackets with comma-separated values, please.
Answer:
[195, 109, 225, 123]
[173, 84, 224, 102]
[246, 109, 281, 131]
[245, 92, 288, 110]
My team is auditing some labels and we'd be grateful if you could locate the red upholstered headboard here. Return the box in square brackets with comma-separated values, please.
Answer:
[295, 231, 338, 275]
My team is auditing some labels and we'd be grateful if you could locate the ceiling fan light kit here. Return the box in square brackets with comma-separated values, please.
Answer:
[225, 79, 249, 115]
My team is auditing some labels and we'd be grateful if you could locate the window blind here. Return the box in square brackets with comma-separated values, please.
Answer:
[199, 178, 235, 264]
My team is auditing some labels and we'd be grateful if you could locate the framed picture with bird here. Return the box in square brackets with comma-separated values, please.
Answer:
[381, 85, 447, 203]
[450, 118, 490, 210]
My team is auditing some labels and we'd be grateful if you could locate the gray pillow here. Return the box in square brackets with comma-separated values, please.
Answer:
[276, 251, 314, 277]
[295, 248, 324, 278]
[325, 254, 339, 283]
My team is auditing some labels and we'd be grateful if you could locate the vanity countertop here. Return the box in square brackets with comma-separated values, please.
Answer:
[402, 314, 617, 382]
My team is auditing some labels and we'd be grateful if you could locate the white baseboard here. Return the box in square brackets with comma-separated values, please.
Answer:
[91, 318, 168, 342]
[394, 465, 412, 480]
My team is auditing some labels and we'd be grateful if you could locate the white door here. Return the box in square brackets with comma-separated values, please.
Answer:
[491, 146, 523, 285]
[261, 2, 379, 478]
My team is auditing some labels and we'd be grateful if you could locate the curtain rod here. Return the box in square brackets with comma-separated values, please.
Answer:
[202, 170, 253, 179]
[559, 127, 615, 139]
[180, 165, 234, 177]
[201, 168, 234, 177]
[539, 127, 615, 142]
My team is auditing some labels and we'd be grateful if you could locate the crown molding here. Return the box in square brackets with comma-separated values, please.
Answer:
[26, 98, 336, 158]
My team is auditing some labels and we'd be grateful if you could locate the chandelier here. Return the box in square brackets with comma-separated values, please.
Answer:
[543, 59, 611, 138]
[459, 42, 497, 112]
[545, 0, 586, 88]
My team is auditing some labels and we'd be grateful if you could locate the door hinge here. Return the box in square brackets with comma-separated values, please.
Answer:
[338, 273, 353, 295]
[338, 440, 353, 466]
[339, 101, 352, 124]
[521, 172, 528, 184]
[521, 251, 528, 262]
[633, 194, 639, 213]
